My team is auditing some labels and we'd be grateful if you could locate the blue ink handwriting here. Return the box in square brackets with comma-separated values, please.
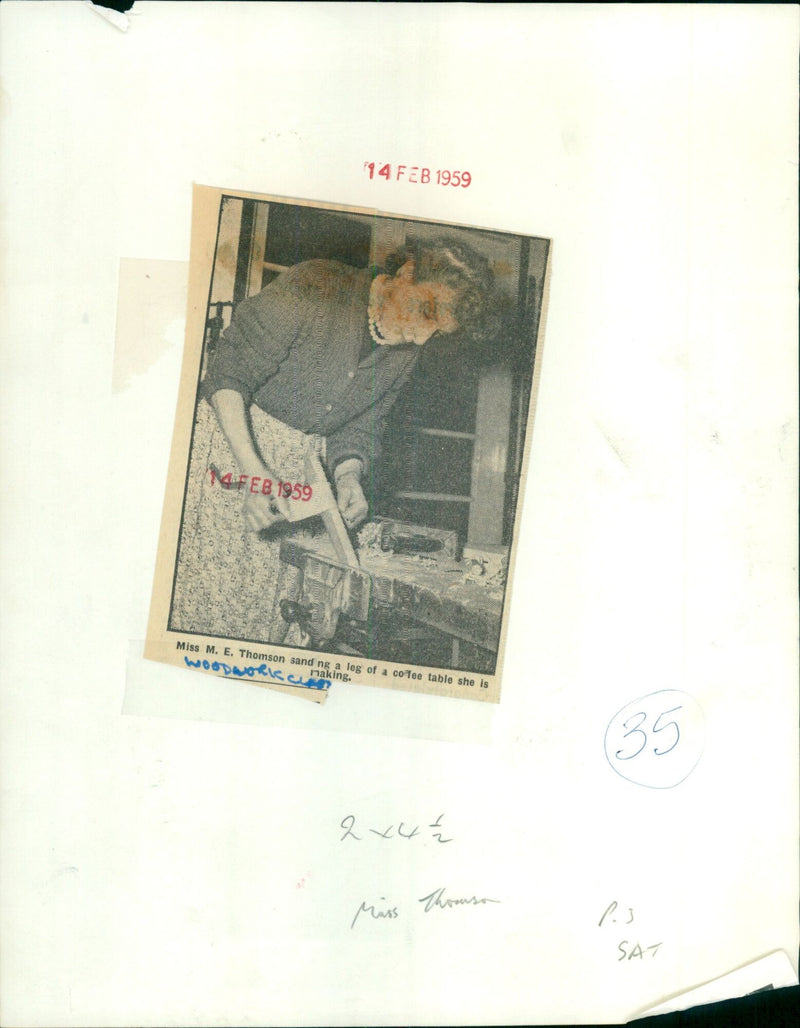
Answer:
[183, 656, 331, 690]
[604, 689, 705, 789]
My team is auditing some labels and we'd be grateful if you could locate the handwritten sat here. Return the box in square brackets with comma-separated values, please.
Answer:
[170, 241, 497, 647]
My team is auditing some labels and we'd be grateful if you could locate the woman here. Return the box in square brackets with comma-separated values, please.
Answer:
[170, 237, 497, 644]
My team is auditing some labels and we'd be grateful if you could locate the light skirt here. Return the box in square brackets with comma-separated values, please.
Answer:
[169, 399, 323, 645]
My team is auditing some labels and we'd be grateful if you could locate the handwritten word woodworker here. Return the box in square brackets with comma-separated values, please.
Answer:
[170, 241, 498, 645]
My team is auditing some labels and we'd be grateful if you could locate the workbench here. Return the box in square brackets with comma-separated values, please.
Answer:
[278, 533, 504, 673]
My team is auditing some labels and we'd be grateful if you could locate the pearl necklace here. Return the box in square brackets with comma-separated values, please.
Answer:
[368, 316, 385, 346]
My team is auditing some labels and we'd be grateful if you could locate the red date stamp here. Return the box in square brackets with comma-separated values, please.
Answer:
[363, 162, 472, 187]
[209, 468, 313, 501]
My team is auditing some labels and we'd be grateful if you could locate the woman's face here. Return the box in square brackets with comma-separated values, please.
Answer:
[368, 261, 460, 346]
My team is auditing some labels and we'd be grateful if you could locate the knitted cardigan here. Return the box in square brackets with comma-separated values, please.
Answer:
[200, 260, 419, 482]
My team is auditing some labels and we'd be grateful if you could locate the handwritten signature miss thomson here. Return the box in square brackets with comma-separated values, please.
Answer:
[351, 887, 501, 928]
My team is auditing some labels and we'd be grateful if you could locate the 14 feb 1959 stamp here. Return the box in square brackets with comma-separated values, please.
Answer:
[145, 185, 550, 704]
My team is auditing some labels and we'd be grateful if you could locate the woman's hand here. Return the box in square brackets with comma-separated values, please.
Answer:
[334, 461, 368, 530]
[241, 465, 291, 533]
[208, 392, 290, 534]
[242, 485, 285, 533]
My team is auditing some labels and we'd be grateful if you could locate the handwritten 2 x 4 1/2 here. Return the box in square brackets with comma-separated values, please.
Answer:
[340, 813, 452, 843]
[351, 887, 502, 929]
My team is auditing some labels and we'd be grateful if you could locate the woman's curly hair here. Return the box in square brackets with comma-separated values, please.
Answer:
[382, 237, 500, 346]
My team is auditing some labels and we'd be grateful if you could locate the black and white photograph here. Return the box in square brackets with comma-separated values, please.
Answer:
[148, 189, 549, 700]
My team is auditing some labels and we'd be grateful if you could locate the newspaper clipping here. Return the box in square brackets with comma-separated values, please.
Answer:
[145, 186, 549, 703]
